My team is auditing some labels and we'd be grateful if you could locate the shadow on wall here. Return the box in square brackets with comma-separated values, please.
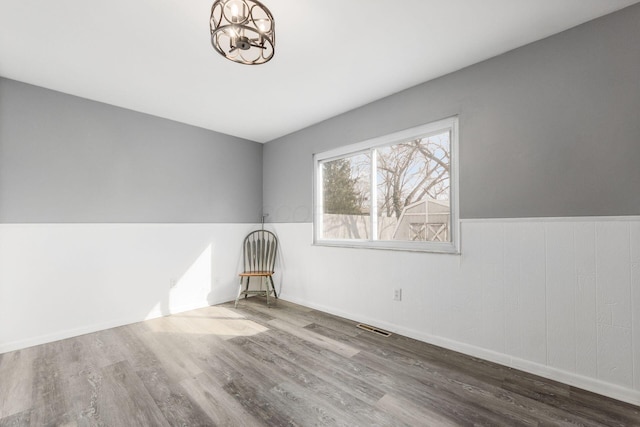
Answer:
[149, 228, 259, 320]
[151, 243, 228, 318]
[149, 222, 289, 321]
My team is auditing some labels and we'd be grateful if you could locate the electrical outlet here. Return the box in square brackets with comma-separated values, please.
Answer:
[170, 278, 177, 288]
[393, 288, 402, 301]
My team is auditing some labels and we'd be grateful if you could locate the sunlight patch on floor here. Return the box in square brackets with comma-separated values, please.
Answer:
[145, 306, 268, 339]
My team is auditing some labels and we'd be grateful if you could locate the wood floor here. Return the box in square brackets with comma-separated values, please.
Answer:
[1, 298, 639, 426]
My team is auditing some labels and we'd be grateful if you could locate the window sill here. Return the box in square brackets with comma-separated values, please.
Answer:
[313, 239, 460, 254]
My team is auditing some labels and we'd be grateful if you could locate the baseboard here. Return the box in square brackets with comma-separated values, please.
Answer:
[280, 296, 640, 407]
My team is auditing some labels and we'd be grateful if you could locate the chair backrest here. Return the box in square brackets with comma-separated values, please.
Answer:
[243, 230, 278, 273]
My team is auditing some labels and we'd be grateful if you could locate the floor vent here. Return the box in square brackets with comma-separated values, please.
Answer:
[356, 323, 391, 337]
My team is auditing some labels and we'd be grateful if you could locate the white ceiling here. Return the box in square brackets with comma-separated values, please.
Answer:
[1, 1, 638, 143]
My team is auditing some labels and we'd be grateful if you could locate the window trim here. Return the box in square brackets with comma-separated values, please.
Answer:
[313, 116, 460, 254]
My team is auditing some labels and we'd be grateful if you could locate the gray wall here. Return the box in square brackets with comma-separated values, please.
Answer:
[263, 4, 640, 222]
[0, 78, 262, 223]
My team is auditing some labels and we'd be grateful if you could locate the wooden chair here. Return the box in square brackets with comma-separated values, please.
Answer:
[235, 229, 278, 307]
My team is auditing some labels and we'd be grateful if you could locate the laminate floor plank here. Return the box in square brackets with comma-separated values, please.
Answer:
[1, 297, 639, 426]
[0, 410, 31, 427]
[244, 329, 387, 406]
[351, 350, 516, 426]
[127, 321, 204, 383]
[0, 348, 36, 419]
[354, 328, 508, 388]
[238, 302, 313, 328]
[232, 298, 314, 313]
[95, 361, 170, 427]
[303, 323, 364, 344]
[293, 309, 365, 338]
[129, 352, 214, 427]
[180, 372, 264, 427]
[566, 389, 640, 426]
[229, 335, 400, 427]
[267, 380, 400, 427]
[76, 328, 128, 369]
[265, 381, 352, 427]
[376, 393, 459, 427]
[232, 300, 361, 339]
[51, 333, 106, 427]
[220, 368, 296, 426]
[267, 318, 360, 358]
[28, 341, 77, 427]
[225, 304, 276, 324]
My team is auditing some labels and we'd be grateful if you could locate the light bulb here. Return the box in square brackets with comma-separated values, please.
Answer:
[228, 1, 247, 23]
[256, 19, 268, 33]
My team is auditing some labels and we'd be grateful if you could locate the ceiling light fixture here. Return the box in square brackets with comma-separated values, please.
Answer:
[210, 0, 275, 65]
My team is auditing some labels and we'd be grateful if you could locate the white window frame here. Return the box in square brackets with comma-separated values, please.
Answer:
[313, 116, 460, 253]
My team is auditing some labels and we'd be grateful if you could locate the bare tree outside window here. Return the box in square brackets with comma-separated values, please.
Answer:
[376, 132, 450, 241]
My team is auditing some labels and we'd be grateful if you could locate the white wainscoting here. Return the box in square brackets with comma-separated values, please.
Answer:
[0, 223, 258, 354]
[1, 219, 638, 405]
[268, 218, 640, 405]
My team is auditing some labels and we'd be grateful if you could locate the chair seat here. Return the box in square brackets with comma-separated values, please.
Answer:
[239, 271, 274, 277]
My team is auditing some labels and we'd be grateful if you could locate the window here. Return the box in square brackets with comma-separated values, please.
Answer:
[314, 117, 459, 253]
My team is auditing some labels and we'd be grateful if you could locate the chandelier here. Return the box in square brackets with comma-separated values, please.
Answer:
[210, 0, 275, 65]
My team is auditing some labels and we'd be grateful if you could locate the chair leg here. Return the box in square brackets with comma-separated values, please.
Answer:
[234, 276, 244, 308]
[244, 276, 249, 299]
[268, 275, 278, 299]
